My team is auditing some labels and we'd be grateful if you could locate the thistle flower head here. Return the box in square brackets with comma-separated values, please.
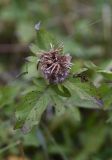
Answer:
[39, 45, 72, 84]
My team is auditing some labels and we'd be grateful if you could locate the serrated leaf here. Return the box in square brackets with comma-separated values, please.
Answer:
[67, 95, 100, 109]
[64, 80, 102, 109]
[21, 90, 50, 133]
[64, 81, 91, 100]
[15, 90, 40, 129]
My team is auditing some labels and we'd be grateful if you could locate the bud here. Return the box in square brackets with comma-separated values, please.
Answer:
[39, 45, 72, 84]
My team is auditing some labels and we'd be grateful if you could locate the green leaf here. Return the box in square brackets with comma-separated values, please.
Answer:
[25, 56, 38, 63]
[21, 90, 50, 133]
[84, 61, 97, 70]
[73, 68, 88, 75]
[50, 90, 66, 116]
[22, 59, 39, 79]
[97, 70, 112, 80]
[29, 44, 44, 56]
[70, 61, 83, 73]
[35, 22, 57, 50]
[61, 85, 71, 97]
[64, 80, 101, 109]
[33, 78, 47, 91]
[15, 90, 40, 129]
[51, 84, 71, 98]
[64, 81, 90, 100]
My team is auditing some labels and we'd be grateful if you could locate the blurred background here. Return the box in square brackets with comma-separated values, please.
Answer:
[0, 0, 112, 160]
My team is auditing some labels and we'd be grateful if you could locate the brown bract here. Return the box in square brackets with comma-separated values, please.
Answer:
[39, 47, 72, 84]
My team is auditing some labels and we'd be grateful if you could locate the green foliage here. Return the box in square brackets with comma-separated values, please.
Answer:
[12, 23, 111, 134]
[21, 89, 50, 133]
[35, 22, 57, 50]
[0, 0, 112, 159]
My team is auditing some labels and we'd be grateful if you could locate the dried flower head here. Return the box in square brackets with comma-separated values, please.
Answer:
[39, 44, 72, 84]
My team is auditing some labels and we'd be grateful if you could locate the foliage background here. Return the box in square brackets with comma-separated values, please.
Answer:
[0, 0, 112, 160]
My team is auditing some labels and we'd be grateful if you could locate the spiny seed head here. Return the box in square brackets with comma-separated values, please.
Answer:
[39, 45, 72, 84]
